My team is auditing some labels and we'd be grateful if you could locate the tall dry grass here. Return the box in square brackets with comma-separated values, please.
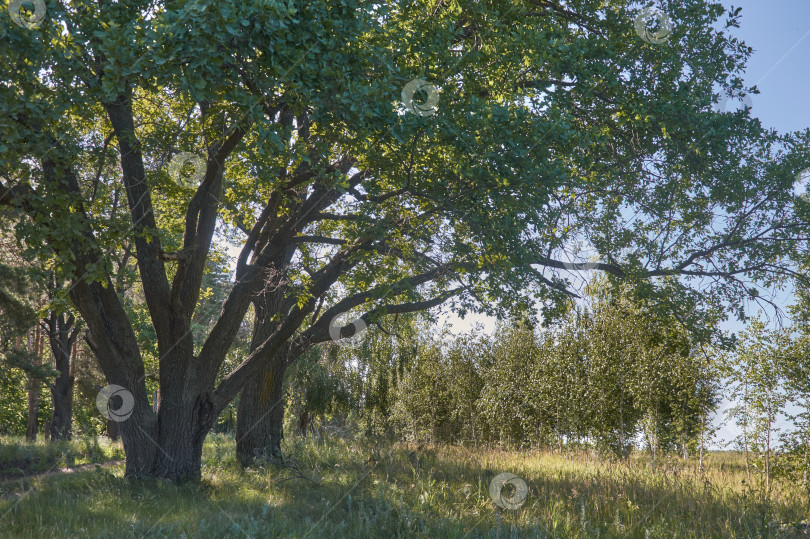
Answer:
[0, 435, 806, 537]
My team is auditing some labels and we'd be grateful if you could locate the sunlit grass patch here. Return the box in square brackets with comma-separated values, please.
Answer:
[0, 435, 807, 537]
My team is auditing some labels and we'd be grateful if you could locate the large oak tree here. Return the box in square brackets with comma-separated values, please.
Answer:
[2, 0, 808, 479]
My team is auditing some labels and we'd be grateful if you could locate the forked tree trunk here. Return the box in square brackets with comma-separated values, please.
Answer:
[103, 365, 218, 481]
[31, 96, 255, 482]
[73, 267, 273, 481]
[79, 297, 219, 481]
[120, 413, 206, 479]
[47, 312, 79, 440]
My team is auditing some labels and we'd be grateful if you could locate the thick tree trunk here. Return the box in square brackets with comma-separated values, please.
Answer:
[235, 264, 298, 464]
[120, 421, 205, 480]
[236, 352, 288, 463]
[81, 312, 217, 481]
[50, 371, 73, 440]
[72, 269, 251, 482]
[24, 96, 252, 482]
[47, 312, 79, 440]
[103, 385, 216, 481]
[151, 402, 211, 480]
[106, 417, 119, 441]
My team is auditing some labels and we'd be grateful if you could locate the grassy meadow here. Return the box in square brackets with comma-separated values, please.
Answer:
[0, 435, 807, 538]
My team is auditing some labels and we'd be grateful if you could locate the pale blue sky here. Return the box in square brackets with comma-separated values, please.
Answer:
[730, 0, 810, 134]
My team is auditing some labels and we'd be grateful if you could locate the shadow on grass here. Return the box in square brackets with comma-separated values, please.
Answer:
[0, 437, 806, 538]
[0, 436, 125, 483]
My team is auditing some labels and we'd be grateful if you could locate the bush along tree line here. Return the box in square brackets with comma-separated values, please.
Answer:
[288, 280, 721, 459]
[2, 0, 810, 480]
